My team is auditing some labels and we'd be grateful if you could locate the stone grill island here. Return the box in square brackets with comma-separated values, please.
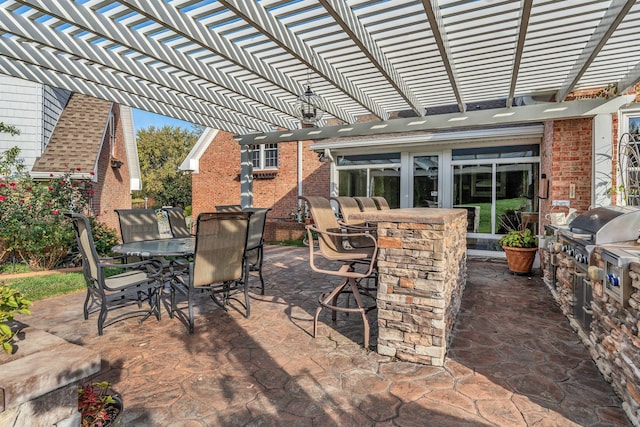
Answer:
[350, 208, 467, 366]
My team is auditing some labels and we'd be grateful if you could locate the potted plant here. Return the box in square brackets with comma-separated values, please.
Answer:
[78, 381, 123, 427]
[499, 227, 539, 274]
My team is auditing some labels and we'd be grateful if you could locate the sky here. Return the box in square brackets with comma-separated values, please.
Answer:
[132, 109, 196, 134]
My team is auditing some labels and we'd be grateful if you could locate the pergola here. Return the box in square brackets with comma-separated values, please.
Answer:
[1, 0, 640, 143]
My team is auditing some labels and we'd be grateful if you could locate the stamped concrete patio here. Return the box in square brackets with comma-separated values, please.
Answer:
[21, 246, 630, 426]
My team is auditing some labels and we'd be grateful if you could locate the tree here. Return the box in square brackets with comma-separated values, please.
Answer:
[0, 122, 20, 136]
[135, 125, 199, 207]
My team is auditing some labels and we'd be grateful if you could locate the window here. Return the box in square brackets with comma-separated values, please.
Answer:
[250, 144, 278, 170]
[336, 152, 401, 208]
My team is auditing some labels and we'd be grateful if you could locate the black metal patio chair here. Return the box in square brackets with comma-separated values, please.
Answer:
[67, 213, 164, 335]
[169, 211, 251, 333]
[162, 206, 192, 238]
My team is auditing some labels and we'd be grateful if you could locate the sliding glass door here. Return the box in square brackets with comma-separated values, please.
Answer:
[412, 155, 440, 207]
[452, 145, 540, 251]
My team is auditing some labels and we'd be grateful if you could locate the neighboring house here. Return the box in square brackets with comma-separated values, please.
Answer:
[182, 128, 329, 241]
[0, 75, 142, 233]
[183, 89, 640, 254]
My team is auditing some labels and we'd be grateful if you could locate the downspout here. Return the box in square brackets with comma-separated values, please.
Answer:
[240, 145, 253, 208]
[298, 140, 303, 198]
[297, 140, 303, 220]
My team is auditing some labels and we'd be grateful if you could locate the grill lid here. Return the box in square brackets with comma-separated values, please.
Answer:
[568, 206, 640, 244]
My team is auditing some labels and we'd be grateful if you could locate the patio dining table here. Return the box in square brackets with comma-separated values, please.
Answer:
[111, 237, 195, 258]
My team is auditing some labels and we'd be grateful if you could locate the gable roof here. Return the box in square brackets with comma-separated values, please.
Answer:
[30, 93, 141, 187]
[180, 128, 220, 174]
[31, 93, 110, 179]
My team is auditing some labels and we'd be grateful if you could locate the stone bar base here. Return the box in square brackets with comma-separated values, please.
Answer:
[352, 208, 467, 366]
[542, 242, 640, 426]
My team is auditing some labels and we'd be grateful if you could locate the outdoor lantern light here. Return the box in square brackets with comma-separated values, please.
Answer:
[295, 84, 324, 125]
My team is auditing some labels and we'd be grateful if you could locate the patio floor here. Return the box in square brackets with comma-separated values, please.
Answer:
[21, 245, 630, 426]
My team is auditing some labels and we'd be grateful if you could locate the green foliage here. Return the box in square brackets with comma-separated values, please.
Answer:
[0, 146, 25, 176]
[0, 148, 92, 270]
[183, 205, 192, 216]
[499, 228, 538, 248]
[0, 122, 20, 136]
[135, 125, 197, 207]
[88, 217, 119, 256]
[0, 283, 32, 354]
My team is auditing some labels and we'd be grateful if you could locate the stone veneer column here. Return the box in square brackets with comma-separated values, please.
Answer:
[351, 208, 467, 366]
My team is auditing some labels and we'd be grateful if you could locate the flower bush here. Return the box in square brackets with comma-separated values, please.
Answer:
[0, 147, 117, 270]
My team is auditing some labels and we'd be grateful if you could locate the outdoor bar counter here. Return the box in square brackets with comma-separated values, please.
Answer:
[350, 208, 467, 366]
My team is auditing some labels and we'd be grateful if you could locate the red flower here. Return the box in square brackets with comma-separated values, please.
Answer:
[52, 209, 59, 215]
[0, 195, 5, 202]
[60, 180, 66, 185]
[50, 173, 54, 177]
[48, 187, 53, 191]
[88, 189, 94, 195]
[9, 182, 16, 187]
[90, 171, 95, 176]
[46, 202, 51, 206]
[26, 186, 32, 191]
[76, 167, 81, 171]
[0, 183, 5, 188]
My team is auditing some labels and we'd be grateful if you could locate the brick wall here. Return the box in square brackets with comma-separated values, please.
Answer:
[540, 118, 594, 223]
[92, 104, 132, 234]
[191, 131, 330, 240]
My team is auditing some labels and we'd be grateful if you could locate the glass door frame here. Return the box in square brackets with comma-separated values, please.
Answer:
[451, 156, 541, 239]
[408, 152, 444, 208]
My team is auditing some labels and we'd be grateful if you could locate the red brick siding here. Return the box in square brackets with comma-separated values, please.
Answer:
[191, 131, 330, 241]
[540, 118, 593, 222]
[91, 104, 132, 234]
[190, 132, 331, 219]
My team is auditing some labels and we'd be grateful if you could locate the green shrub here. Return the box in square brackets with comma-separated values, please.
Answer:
[0, 147, 93, 269]
[89, 217, 119, 256]
[0, 283, 31, 354]
[183, 205, 192, 217]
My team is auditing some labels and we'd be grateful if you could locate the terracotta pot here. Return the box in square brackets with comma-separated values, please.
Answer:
[503, 246, 538, 274]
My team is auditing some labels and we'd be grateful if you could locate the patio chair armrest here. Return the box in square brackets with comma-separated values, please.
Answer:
[306, 225, 378, 278]
[307, 224, 377, 240]
[98, 258, 164, 278]
[98, 255, 129, 264]
[339, 222, 378, 233]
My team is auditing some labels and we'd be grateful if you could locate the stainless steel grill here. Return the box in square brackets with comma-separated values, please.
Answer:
[559, 206, 640, 330]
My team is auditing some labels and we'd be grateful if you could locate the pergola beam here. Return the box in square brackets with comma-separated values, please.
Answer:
[507, 0, 533, 108]
[16, 0, 299, 129]
[556, 0, 635, 101]
[317, 0, 423, 116]
[420, 0, 465, 113]
[0, 57, 247, 133]
[0, 7, 287, 130]
[219, 0, 384, 121]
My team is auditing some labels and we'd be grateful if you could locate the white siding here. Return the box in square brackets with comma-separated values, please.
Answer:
[0, 74, 69, 171]
[42, 85, 70, 150]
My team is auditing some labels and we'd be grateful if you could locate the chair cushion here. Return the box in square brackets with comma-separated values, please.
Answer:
[104, 269, 156, 291]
